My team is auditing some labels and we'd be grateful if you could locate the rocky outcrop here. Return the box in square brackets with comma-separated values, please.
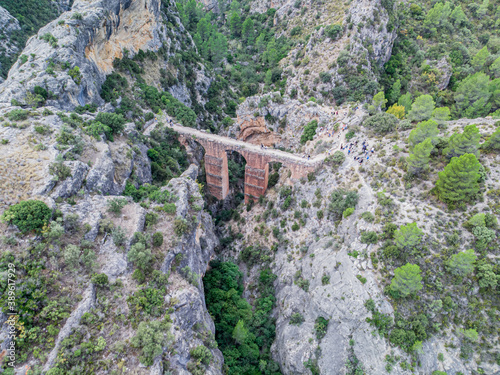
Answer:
[158, 166, 224, 374]
[0, 6, 21, 75]
[53, 0, 74, 12]
[237, 115, 281, 146]
[42, 285, 96, 373]
[0, 0, 210, 111]
[0, 0, 165, 109]
[231, 93, 355, 152]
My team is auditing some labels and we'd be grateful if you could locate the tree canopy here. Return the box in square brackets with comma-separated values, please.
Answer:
[391, 263, 423, 298]
[435, 153, 482, 204]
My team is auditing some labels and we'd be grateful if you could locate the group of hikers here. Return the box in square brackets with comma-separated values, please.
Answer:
[340, 140, 374, 164]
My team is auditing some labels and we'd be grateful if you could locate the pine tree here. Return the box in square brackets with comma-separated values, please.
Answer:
[408, 120, 439, 148]
[230, 11, 242, 37]
[211, 33, 227, 66]
[443, 124, 480, 159]
[471, 46, 490, 71]
[482, 125, 500, 151]
[431, 107, 450, 126]
[447, 249, 477, 276]
[454, 72, 492, 118]
[196, 18, 211, 41]
[436, 153, 482, 204]
[398, 92, 412, 114]
[265, 38, 279, 65]
[256, 33, 267, 53]
[423, 2, 443, 29]
[490, 56, 500, 78]
[372, 91, 387, 111]
[394, 222, 424, 251]
[408, 94, 435, 122]
[242, 17, 255, 44]
[391, 263, 423, 298]
[450, 5, 468, 26]
[389, 79, 401, 104]
[407, 138, 434, 176]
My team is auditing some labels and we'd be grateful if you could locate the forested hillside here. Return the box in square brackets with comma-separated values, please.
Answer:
[0, 0, 500, 374]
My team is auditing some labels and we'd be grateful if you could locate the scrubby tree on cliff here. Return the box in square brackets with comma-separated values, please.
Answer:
[407, 138, 434, 176]
[435, 153, 482, 204]
[443, 124, 480, 159]
[391, 263, 423, 298]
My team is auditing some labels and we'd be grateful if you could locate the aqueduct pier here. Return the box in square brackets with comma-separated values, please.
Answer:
[170, 124, 324, 203]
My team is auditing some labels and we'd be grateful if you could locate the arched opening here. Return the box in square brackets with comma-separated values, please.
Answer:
[226, 150, 247, 205]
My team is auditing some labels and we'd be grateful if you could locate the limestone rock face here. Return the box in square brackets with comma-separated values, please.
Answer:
[0, 6, 21, 74]
[0, 0, 209, 110]
[50, 160, 89, 199]
[160, 166, 224, 374]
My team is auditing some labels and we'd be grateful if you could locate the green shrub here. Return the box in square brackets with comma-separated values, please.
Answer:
[145, 212, 159, 227]
[91, 273, 109, 286]
[289, 312, 305, 325]
[292, 222, 300, 231]
[111, 226, 127, 246]
[68, 66, 82, 85]
[361, 211, 374, 222]
[300, 120, 318, 144]
[0, 200, 51, 233]
[132, 320, 172, 366]
[107, 198, 128, 215]
[321, 274, 330, 285]
[163, 203, 177, 214]
[343, 207, 354, 218]
[49, 159, 72, 181]
[40, 33, 58, 47]
[95, 112, 126, 135]
[314, 316, 329, 340]
[132, 268, 146, 283]
[363, 112, 399, 134]
[360, 231, 378, 244]
[329, 189, 359, 219]
[63, 244, 80, 271]
[128, 242, 153, 271]
[190, 345, 213, 365]
[330, 150, 345, 166]
[325, 24, 343, 39]
[7, 109, 28, 122]
[100, 73, 129, 102]
[152, 232, 164, 247]
[174, 217, 189, 236]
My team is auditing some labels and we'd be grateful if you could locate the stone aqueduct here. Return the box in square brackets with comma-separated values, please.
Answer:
[172, 125, 322, 203]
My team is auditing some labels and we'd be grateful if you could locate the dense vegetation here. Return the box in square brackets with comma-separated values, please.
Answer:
[381, 0, 500, 119]
[204, 261, 281, 375]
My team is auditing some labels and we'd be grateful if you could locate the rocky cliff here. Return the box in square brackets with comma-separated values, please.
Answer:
[0, 0, 210, 111]
[0, 6, 20, 77]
